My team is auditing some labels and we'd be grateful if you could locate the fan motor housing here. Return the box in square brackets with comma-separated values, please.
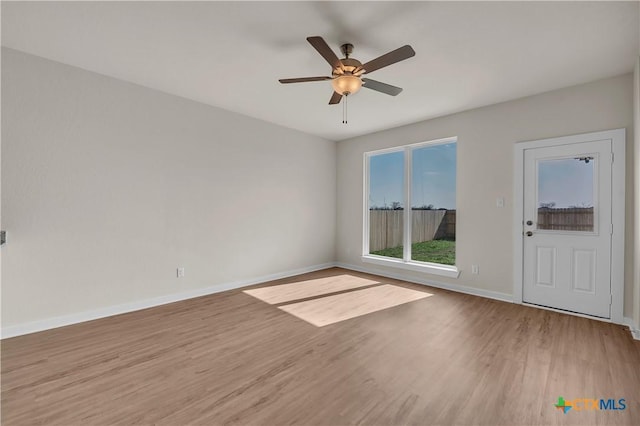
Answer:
[333, 58, 363, 76]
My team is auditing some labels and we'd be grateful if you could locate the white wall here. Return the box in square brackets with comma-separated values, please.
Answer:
[1, 48, 336, 330]
[336, 74, 635, 316]
[2, 47, 636, 335]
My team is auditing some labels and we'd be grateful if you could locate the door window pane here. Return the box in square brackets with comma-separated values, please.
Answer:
[410, 143, 456, 264]
[369, 151, 404, 258]
[537, 157, 594, 232]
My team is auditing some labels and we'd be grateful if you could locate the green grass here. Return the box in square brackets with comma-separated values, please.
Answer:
[371, 239, 456, 265]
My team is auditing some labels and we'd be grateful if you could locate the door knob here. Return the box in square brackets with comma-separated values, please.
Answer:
[526, 231, 533, 237]
[526, 220, 533, 226]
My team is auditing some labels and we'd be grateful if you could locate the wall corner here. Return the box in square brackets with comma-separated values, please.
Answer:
[633, 55, 640, 329]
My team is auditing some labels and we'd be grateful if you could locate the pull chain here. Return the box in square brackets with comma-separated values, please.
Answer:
[342, 95, 348, 124]
[342, 96, 345, 124]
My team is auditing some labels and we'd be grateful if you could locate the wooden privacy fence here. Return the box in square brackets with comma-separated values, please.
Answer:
[537, 207, 593, 231]
[369, 210, 456, 252]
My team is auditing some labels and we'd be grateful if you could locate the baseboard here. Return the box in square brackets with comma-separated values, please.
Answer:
[335, 262, 513, 303]
[5, 261, 635, 341]
[623, 317, 640, 340]
[1, 262, 335, 339]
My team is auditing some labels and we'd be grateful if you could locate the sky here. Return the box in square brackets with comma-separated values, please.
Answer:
[369, 142, 456, 210]
[538, 157, 594, 208]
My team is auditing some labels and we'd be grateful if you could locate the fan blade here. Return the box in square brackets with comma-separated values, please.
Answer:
[329, 91, 343, 105]
[361, 45, 415, 74]
[307, 36, 344, 70]
[362, 78, 403, 96]
[279, 76, 332, 84]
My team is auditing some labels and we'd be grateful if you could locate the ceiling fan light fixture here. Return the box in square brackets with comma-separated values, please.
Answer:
[331, 74, 362, 96]
[279, 36, 415, 110]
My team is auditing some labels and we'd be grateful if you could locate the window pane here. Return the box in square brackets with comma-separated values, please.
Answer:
[410, 143, 456, 265]
[368, 151, 404, 259]
[537, 157, 594, 232]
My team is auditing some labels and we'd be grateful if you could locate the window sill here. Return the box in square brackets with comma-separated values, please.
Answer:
[361, 255, 460, 278]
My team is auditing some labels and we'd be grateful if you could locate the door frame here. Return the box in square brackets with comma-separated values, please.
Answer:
[513, 128, 626, 323]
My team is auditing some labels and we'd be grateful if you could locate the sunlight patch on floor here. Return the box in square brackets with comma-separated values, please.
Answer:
[243, 274, 380, 304]
[278, 284, 432, 327]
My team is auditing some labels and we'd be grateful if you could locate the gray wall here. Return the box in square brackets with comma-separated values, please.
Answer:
[336, 73, 635, 317]
[1, 48, 337, 329]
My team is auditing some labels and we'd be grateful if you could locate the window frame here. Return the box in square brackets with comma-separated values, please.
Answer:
[362, 136, 460, 278]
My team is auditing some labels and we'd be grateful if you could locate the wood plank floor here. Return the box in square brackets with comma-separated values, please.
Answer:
[2, 267, 640, 425]
[277, 284, 431, 327]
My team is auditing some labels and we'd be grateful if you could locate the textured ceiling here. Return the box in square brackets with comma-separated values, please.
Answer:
[2, 1, 639, 141]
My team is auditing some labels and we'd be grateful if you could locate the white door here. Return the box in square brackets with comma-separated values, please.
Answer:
[522, 139, 612, 318]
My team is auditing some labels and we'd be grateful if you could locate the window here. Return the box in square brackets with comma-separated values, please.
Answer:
[364, 138, 458, 278]
[368, 151, 404, 259]
[537, 157, 594, 232]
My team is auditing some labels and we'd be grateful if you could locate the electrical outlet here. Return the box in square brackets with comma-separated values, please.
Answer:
[471, 264, 479, 274]
[496, 197, 505, 208]
[177, 267, 185, 278]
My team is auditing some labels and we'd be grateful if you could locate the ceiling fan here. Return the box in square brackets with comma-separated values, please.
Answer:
[279, 36, 415, 105]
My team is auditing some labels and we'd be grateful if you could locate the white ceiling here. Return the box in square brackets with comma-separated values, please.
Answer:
[2, 1, 638, 141]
